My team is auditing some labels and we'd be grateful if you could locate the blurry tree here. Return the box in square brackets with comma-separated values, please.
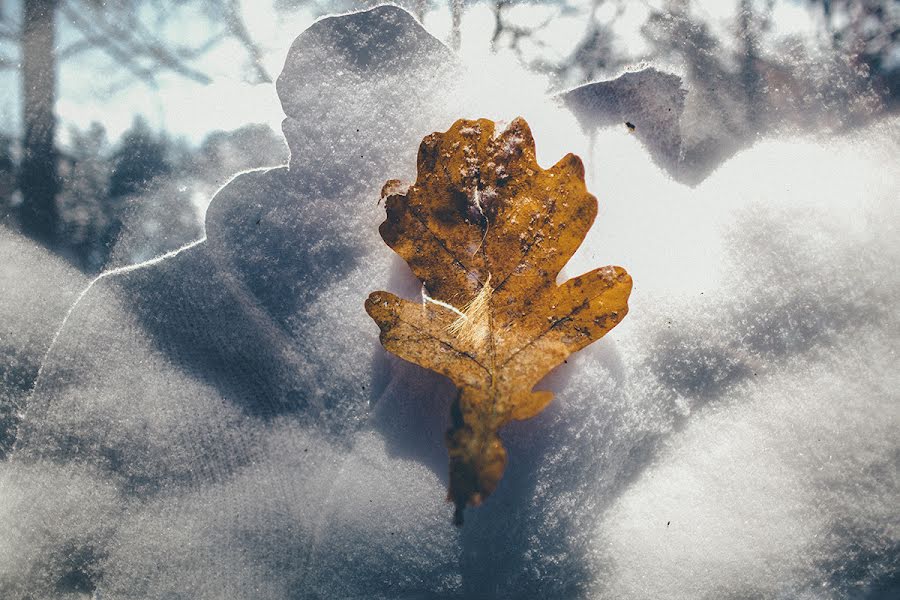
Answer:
[483, 0, 634, 87]
[10, 0, 271, 248]
[60, 115, 205, 270]
[100, 115, 173, 265]
[489, 0, 568, 65]
[105, 177, 202, 268]
[192, 123, 288, 186]
[736, 0, 765, 126]
[807, 0, 900, 101]
[50, 118, 285, 272]
[0, 133, 14, 223]
[109, 116, 172, 200]
[57, 121, 110, 271]
[19, 0, 58, 247]
[566, 9, 617, 81]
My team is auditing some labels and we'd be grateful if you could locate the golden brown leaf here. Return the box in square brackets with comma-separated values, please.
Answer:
[365, 117, 632, 525]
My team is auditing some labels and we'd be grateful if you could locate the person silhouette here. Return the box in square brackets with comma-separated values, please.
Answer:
[7, 7, 628, 597]
[7, 8, 475, 597]
[17, 4, 464, 472]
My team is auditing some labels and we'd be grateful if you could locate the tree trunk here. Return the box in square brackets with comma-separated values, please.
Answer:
[20, 0, 59, 246]
[450, 0, 462, 50]
[738, 0, 761, 127]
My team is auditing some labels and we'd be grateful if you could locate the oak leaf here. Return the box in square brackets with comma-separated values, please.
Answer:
[366, 117, 632, 525]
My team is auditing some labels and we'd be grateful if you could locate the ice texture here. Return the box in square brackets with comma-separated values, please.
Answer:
[2, 5, 898, 599]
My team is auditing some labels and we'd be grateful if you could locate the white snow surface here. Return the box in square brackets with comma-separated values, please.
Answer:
[0, 228, 87, 457]
[1, 5, 898, 599]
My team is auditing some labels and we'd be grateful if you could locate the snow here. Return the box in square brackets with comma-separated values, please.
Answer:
[0, 227, 87, 458]
[1, 5, 898, 599]
[584, 123, 899, 599]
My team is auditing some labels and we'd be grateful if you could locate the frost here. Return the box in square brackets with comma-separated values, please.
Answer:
[2, 4, 898, 599]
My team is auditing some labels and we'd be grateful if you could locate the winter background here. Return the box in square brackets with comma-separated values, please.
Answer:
[0, 1, 898, 599]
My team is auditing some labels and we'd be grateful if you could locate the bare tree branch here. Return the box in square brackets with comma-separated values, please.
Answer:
[59, 36, 99, 60]
[450, 0, 462, 50]
[60, 0, 160, 86]
[120, 5, 228, 68]
[0, 27, 19, 42]
[221, 0, 272, 83]
[171, 31, 228, 60]
[491, 0, 562, 63]
[101, 10, 214, 84]
[59, 13, 223, 81]
[61, 0, 213, 85]
[0, 9, 21, 39]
